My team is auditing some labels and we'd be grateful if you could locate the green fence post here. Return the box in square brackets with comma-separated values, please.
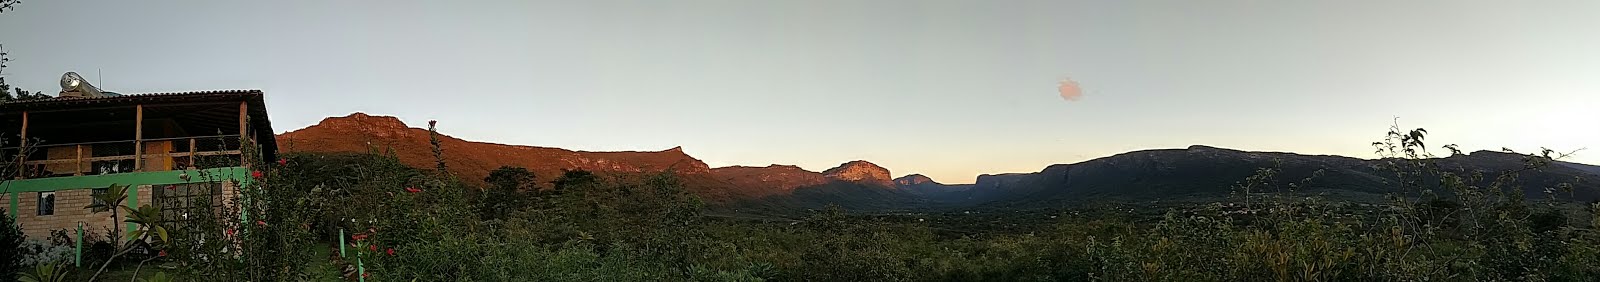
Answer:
[125, 185, 139, 234]
[76, 222, 83, 267]
[357, 256, 365, 282]
[8, 192, 16, 221]
[339, 229, 347, 258]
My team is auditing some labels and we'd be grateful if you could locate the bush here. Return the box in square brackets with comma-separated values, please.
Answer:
[16, 240, 71, 267]
[0, 209, 23, 281]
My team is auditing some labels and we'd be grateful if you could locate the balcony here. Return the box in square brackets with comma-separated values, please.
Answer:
[6, 135, 245, 179]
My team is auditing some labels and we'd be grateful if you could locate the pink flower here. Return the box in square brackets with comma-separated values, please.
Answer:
[225, 229, 235, 236]
[158, 250, 167, 257]
[352, 233, 368, 241]
[255, 220, 267, 227]
[277, 159, 288, 165]
[386, 248, 395, 256]
[405, 187, 423, 193]
[369, 245, 378, 252]
[251, 170, 263, 179]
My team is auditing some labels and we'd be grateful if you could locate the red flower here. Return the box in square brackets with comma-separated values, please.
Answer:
[225, 229, 235, 236]
[369, 245, 378, 252]
[158, 250, 167, 257]
[277, 159, 288, 165]
[404, 187, 423, 193]
[352, 233, 368, 241]
[255, 220, 267, 227]
[251, 170, 263, 179]
[386, 248, 395, 256]
[362, 272, 371, 278]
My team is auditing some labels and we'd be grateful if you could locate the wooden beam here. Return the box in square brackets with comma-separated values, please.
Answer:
[134, 105, 144, 171]
[17, 111, 26, 179]
[238, 101, 247, 165]
[189, 138, 196, 169]
[75, 145, 83, 176]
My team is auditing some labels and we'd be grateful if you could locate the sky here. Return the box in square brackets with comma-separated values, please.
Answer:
[1, 1, 1597, 184]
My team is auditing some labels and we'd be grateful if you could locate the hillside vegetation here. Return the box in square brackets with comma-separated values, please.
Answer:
[4, 124, 1599, 281]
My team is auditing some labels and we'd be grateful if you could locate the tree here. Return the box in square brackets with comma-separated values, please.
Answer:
[485, 166, 535, 192]
[0, 0, 18, 14]
[85, 184, 129, 242]
[479, 166, 534, 220]
[1, 0, 53, 102]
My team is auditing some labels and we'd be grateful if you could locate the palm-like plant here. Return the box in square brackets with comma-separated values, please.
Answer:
[16, 262, 66, 282]
[85, 184, 129, 240]
[124, 204, 169, 246]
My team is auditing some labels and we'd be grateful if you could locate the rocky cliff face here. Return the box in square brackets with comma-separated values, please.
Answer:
[277, 112, 714, 187]
[711, 165, 829, 197]
[823, 160, 895, 188]
[893, 174, 936, 186]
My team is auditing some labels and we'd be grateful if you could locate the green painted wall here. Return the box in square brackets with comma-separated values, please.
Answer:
[1, 167, 251, 192]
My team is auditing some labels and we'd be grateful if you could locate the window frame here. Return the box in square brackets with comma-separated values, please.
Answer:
[36, 191, 55, 216]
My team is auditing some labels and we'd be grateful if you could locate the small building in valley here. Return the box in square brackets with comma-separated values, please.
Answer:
[0, 80, 275, 240]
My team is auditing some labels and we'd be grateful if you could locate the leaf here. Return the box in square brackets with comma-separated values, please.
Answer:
[156, 226, 169, 243]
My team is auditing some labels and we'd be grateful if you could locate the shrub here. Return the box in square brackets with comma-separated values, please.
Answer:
[1, 209, 23, 281]
[15, 240, 71, 267]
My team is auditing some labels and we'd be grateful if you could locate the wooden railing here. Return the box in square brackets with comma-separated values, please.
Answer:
[8, 135, 244, 179]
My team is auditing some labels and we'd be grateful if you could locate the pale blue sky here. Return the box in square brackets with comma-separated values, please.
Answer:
[2, 1, 1596, 184]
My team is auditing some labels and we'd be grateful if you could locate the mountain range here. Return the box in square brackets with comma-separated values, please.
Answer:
[278, 113, 1600, 212]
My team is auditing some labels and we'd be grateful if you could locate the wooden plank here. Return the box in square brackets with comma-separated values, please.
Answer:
[134, 105, 144, 171]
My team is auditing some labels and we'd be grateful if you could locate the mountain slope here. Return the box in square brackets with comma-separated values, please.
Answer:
[954, 146, 1600, 207]
[277, 113, 921, 207]
[278, 113, 742, 200]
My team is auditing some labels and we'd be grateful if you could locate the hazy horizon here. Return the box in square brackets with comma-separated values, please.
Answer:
[3, 0, 1597, 184]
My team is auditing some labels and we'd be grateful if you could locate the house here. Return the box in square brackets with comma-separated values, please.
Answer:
[0, 85, 275, 240]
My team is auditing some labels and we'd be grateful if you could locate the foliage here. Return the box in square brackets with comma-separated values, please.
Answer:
[230, 121, 1592, 281]
[162, 136, 320, 281]
[0, 207, 23, 281]
[16, 261, 66, 282]
[479, 166, 535, 220]
[83, 184, 129, 241]
[25, 119, 1586, 281]
[15, 240, 71, 267]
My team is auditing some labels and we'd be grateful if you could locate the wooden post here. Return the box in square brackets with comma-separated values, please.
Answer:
[17, 111, 27, 179]
[188, 138, 196, 169]
[238, 101, 248, 165]
[134, 105, 143, 171]
[75, 145, 83, 176]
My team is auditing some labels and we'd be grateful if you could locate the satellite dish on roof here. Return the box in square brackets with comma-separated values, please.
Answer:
[59, 71, 110, 98]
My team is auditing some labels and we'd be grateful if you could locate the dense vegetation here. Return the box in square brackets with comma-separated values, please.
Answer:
[3, 125, 1599, 281]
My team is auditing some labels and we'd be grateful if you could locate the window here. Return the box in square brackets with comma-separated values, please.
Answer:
[92, 188, 109, 207]
[156, 182, 225, 229]
[37, 192, 55, 216]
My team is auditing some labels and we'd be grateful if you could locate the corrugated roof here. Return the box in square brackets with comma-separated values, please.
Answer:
[2, 90, 263, 108]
